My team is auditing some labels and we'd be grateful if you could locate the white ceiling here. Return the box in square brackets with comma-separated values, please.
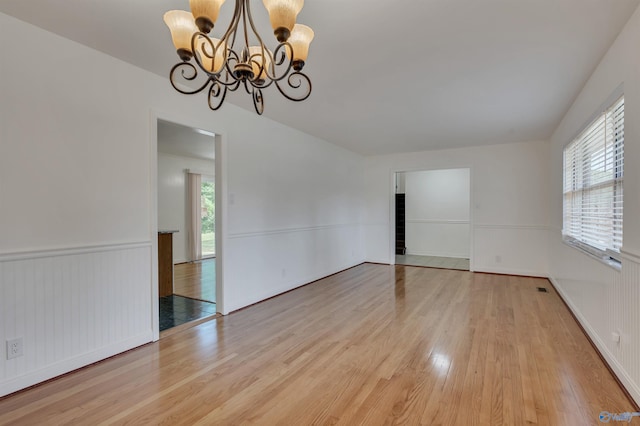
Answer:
[158, 120, 215, 161]
[1, 0, 638, 155]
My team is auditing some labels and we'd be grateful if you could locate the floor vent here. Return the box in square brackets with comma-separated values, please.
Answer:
[537, 287, 548, 293]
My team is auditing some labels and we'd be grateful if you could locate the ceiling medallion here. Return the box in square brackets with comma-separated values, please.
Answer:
[164, 0, 314, 115]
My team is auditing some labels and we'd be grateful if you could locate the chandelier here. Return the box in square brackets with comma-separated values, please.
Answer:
[163, 0, 314, 115]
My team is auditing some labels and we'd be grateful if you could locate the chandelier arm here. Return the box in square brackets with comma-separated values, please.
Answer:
[169, 62, 212, 95]
[218, 66, 242, 91]
[219, 0, 243, 52]
[227, 79, 242, 92]
[189, 31, 242, 87]
[243, 0, 270, 83]
[261, 42, 294, 82]
[207, 81, 228, 111]
[252, 87, 264, 115]
[241, 0, 251, 54]
[214, 72, 243, 87]
[189, 2, 240, 83]
[222, 49, 240, 78]
[248, 75, 275, 90]
[191, 32, 215, 75]
[201, 50, 242, 88]
[243, 79, 253, 95]
[274, 72, 312, 102]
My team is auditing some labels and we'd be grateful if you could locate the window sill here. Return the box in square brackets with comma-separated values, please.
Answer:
[561, 239, 622, 272]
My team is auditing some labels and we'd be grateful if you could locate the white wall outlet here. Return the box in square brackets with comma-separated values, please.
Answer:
[6, 338, 23, 360]
[611, 331, 621, 344]
[495, 255, 502, 263]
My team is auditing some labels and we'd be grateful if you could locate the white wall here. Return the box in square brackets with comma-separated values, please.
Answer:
[0, 12, 366, 397]
[224, 121, 365, 310]
[395, 172, 405, 193]
[365, 141, 549, 277]
[404, 169, 470, 258]
[157, 152, 214, 263]
[548, 5, 640, 404]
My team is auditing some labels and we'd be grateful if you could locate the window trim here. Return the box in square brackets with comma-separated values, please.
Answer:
[561, 237, 622, 271]
[561, 90, 624, 266]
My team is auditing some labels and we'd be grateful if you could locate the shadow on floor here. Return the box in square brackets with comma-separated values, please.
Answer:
[159, 295, 217, 332]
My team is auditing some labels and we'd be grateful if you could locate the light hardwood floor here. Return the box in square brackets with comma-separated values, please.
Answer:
[173, 258, 215, 303]
[0, 264, 634, 425]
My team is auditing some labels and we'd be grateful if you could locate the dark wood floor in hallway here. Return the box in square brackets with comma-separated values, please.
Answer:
[0, 264, 633, 425]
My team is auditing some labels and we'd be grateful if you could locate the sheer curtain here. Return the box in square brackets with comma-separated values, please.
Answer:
[187, 172, 202, 261]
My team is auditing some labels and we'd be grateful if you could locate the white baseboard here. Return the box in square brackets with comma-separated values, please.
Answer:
[472, 266, 547, 277]
[405, 250, 469, 259]
[227, 259, 367, 313]
[0, 332, 153, 398]
[366, 258, 392, 265]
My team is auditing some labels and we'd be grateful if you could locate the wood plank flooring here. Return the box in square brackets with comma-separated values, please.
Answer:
[173, 258, 215, 303]
[0, 264, 633, 425]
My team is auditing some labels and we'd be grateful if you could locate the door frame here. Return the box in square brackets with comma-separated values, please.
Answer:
[388, 166, 474, 271]
[149, 110, 228, 341]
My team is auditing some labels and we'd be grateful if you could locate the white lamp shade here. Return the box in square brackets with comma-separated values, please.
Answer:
[262, 0, 304, 31]
[190, 0, 227, 25]
[163, 10, 198, 52]
[286, 24, 314, 62]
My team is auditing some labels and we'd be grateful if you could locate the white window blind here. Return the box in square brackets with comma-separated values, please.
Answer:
[563, 96, 624, 257]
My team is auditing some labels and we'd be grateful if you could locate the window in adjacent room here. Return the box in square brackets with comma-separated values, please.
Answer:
[563, 95, 624, 262]
[201, 179, 215, 257]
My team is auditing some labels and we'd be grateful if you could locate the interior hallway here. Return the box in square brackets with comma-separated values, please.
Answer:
[0, 263, 632, 424]
[159, 258, 217, 332]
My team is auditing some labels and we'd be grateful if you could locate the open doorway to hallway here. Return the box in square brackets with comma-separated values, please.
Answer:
[394, 168, 471, 271]
[157, 120, 218, 333]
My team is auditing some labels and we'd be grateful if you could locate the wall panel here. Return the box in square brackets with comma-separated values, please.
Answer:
[0, 243, 153, 397]
[225, 224, 365, 312]
[551, 247, 640, 404]
[405, 221, 470, 258]
[473, 225, 548, 276]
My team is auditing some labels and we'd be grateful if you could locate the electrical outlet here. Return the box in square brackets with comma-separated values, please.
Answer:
[6, 338, 23, 360]
[495, 255, 502, 263]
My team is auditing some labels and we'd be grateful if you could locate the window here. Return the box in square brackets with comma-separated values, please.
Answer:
[563, 96, 624, 261]
[201, 179, 215, 257]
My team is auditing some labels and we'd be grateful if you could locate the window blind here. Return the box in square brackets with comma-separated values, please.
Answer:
[563, 96, 624, 256]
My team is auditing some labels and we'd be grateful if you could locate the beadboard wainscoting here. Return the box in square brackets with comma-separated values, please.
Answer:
[0, 242, 153, 397]
[405, 220, 470, 258]
[225, 224, 365, 312]
[551, 249, 640, 405]
[472, 224, 549, 277]
[366, 221, 549, 277]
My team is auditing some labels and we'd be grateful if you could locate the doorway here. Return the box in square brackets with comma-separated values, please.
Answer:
[156, 120, 218, 333]
[394, 168, 471, 271]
